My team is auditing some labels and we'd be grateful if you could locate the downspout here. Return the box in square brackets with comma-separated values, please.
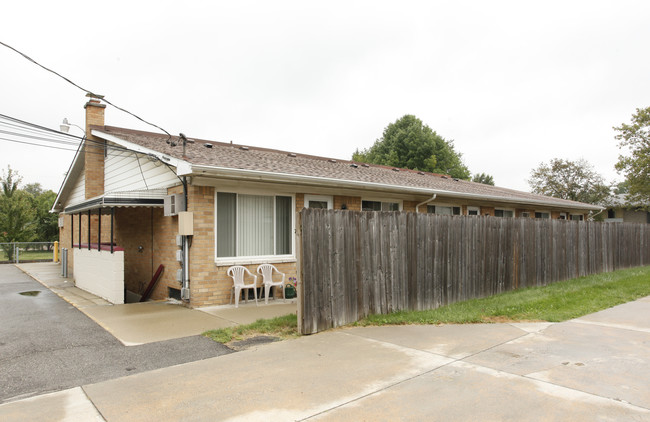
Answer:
[179, 133, 191, 302]
[588, 208, 604, 221]
[415, 194, 437, 213]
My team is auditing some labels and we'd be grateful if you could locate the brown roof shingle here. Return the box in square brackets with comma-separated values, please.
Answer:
[92, 125, 602, 211]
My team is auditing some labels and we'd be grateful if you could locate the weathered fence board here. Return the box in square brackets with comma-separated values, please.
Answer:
[299, 208, 650, 334]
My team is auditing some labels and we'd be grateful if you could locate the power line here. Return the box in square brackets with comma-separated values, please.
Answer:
[0, 136, 82, 153]
[0, 40, 173, 143]
[0, 112, 180, 196]
[0, 114, 133, 154]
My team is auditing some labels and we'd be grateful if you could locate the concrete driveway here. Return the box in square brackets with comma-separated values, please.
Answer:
[0, 265, 233, 403]
[16, 262, 297, 345]
[1, 288, 648, 421]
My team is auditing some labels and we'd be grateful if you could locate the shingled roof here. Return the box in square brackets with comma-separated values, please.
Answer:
[91, 125, 602, 211]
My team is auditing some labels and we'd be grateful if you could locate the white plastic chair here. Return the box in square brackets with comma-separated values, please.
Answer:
[257, 264, 286, 305]
[227, 266, 258, 308]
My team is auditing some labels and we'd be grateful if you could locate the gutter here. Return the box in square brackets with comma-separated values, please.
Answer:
[415, 194, 437, 213]
[190, 164, 604, 212]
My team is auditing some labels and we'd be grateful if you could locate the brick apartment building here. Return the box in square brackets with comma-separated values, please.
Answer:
[52, 96, 603, 307]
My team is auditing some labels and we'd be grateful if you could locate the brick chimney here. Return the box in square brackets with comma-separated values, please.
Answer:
[84, 94, 106, 199]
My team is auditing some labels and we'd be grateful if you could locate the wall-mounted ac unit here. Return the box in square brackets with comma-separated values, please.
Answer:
[164, 194, 186, 216]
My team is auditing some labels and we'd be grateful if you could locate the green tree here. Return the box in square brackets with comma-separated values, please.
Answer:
[25, 183, 59, 243]
[614, 107, 650, 208]
[0, 167, 36, 260]
[353, 115, 471, 179]
[527, 158, 611, 205]
[472, 172, 495, 186]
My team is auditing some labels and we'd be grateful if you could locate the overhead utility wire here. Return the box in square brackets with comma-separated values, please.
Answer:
[0, 113, 134, 154]
[0, 115, 180, 192]
[0, 135, 127, 157]
[0, 136, 85, 153]
[0, 40, 172, 143]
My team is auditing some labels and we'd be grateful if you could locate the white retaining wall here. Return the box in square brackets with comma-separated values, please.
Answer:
[73, 248, 124, 304]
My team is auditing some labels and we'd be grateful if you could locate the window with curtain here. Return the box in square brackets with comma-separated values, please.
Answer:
[427, 205, 461, 215]
[216, 192, 293, 258]
[494, 209, 514, 218]
[362, 200, 399, 211]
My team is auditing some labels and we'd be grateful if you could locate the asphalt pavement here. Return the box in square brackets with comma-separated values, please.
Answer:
[0, 264, 232, 403]
[1, 263, 649, 421]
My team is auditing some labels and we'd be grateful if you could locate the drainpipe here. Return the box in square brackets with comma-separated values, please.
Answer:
[179, 133, 191, 301]
[181, 235, 191, 301]
[415, 194, 437, 213]
[588, 208, 604, 221]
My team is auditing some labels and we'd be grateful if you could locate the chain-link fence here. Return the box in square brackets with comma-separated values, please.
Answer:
[0, 242, 56, 264]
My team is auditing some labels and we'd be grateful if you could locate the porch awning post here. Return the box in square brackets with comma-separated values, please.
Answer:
[78, 213, 82, 250]
[110, 207, 114, 254]
[71, 213, 74, 247]
[87, 210, 91, 251]
[98, 209, 102, 251]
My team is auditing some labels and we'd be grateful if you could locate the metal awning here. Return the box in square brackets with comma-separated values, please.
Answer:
[63, 189, 167, 214]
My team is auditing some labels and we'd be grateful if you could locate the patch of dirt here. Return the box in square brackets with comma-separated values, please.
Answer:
[227, 335, 280, 351]
[481, 316, 547, 323]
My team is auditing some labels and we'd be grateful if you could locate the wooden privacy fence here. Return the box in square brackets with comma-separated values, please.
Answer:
[298, 208, 650, 334]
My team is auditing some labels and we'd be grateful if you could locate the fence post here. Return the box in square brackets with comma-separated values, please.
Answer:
[54, 241, 59, 262]
[295, 210, 303, 335]
[14, 244, 19, 264]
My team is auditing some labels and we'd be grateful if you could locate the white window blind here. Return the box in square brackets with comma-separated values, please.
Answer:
[217, 192, 292, 258]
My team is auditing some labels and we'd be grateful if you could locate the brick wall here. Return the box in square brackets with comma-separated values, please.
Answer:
[114, 207, 157, 297]
[186, 186, 303, 307]
[403, 200, 417, 213]
[334, 195, 361, 211]
[480, 206, 495, 217]
[84, 97, 105, 200]
[516, 208, 535, 218]
[296, 193, 304, 210]
[187, 185, 220, 306]
[149, 186, 184, 301]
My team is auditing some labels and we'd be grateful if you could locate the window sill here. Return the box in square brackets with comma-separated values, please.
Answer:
[215, 255, 297, 267]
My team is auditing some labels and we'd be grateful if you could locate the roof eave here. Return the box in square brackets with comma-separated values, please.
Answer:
[51, 145, 85, 213]
[91, 129, 192, 175]
[190, 164, 603, 212]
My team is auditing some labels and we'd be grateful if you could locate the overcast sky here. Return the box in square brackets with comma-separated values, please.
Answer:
[1, 1, 649, 193]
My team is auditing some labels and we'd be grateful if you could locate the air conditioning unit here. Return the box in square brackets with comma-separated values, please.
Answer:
[164, 194, 186, 216]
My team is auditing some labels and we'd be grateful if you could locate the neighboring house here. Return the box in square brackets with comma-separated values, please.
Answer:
[605, 194, 650, 224]
[52, 96, 603, 307]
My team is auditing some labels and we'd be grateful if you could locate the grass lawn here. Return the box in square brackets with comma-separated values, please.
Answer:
[0, 249, 53, 262]
[358, 266, 650, 326]
[203, 266, 650, 344]
[203, 313, 299, 344]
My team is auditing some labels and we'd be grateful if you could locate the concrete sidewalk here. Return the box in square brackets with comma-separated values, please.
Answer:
[2, 291, 648, 421]
[16, 263, 297, 345]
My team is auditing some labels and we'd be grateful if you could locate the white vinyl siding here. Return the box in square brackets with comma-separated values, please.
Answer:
[105, 148, 179, 192]
[66, 169, 85, 207]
